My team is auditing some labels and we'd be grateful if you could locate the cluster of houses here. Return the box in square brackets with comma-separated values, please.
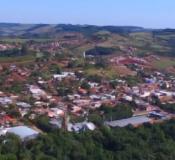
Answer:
[0, 43, 17, 51]
[0, 53, 175, 141]
[110, 56, 148, 66]
[30, 41, 61, 53]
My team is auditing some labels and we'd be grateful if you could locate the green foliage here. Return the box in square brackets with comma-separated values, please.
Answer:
[0, 43, 29, 58]
[100, 104, 133, 121]
[6, 104, 21, 118]
[35, 115, 53, 132]
[86, 47, 115, 56]
[109, 80, 119, 89]
[49, 64, 61, 74]
[160, 103, 175, 113]
[80, 81, 90, 90]
[124, 76, 141, 86]
[67, 59, 85, 68]
[0, 134, 20, 160]
[0, 154, 17, 160]
[87, 75, 102, 83]
[95, 56, 108, 68]
[88, 113, 103, 126]
[2, 121, 175, 159]
[57, 86, 73, 96]
[21, 44, 29, 55]
[10, 82, 24, 94]
[0, 49, 22, 57]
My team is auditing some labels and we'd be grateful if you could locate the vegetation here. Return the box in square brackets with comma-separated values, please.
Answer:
[0, 54, 35, 64]
[86, 47, 115, 56]
[0, 43, 29, 57]
[100, 104, 133, 121]
[80, 81, 91, 90]
[1, 120, 175, 159]
[124, 76, 142, 86]
[85, 67, 118, 80]
[160, 103, 175, 113]
[35, 115, 53, 132]
[152, 58, 175, 69]
[2, 23, 175, 160]
[49, 64, 62, 74]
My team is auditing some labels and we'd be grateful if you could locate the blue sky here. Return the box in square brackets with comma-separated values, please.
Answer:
[0, 0, 174, 28]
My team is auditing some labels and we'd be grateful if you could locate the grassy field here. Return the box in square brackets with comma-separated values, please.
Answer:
[0, 38, 53, 43]
[0, 54, 36, 64]
[85, 67, 118, 79]
[152, 58, 175, 69]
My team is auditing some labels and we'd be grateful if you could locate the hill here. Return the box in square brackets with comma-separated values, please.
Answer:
[0, 23, 146, 38]
[0, 23, 175, 57]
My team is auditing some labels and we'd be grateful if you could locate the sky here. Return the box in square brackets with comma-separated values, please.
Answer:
[0, 0, 174, 28]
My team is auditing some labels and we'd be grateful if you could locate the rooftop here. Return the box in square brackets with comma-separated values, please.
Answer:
[105, 116, 151, 127]
[7, 126, 39, 140]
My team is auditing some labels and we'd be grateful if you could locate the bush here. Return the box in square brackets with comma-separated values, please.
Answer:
[100, 104, 133, 121]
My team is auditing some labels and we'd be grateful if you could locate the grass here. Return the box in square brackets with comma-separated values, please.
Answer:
[0, 54, 36, 64]
[153, 58, 175, 69]
[0, 38, 53, 43]
[85, 67, 118, 79]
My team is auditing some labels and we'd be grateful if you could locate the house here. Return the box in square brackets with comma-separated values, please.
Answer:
[78, 88, 88, 95]
[152, 90, 175, 104]
[88, 82, 99, 88]
[67, 94, 81, 100]
[104, 94, 116, 100]
[0, 115, 16, 126]
[0, 97, 13, 105]
[90, 101, 102, 109]
[16, 102, 31, 108]
[49, 119, 62, 128]
[48, 108, 64, 118]
[29, 85, 47, 99]
[105, 116, 152, 127]
[139, 91, 152, 98]
[145, 78, 156, 84]
[148, 111, 167, 120]
[9, 65, 17, 71]
[90, 95, 101, 101]
[122, 95, 133, 102]
[53, 72, 75, 81]
[70, 106, 82, 114]
[0, 127, 8, 136]
[34, 101, 48, 107]
[68, 122, 96, 132]
[73, 99, 90, 107]
[134, 99, 152, 111]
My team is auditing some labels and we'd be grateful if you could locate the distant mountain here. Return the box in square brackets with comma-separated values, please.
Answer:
[1, 23, 175, 57]
[153, 28, 175, 36]
[0, 23, 34, 37]
[0, 23, 150, 38]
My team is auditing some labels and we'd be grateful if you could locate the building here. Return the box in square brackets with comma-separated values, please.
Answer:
[68, 122, 96, 133]
[7, 126, 39, 141]
[105, 116, 152, 127]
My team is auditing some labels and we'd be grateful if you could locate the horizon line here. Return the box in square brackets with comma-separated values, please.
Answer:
[0, 21, 174, 30]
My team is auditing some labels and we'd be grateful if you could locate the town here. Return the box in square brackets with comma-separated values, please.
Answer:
[0, 38, 175, 141]
[1, 0, 175, 159]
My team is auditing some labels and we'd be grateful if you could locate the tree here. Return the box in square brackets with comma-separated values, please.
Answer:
[95, 56, 108, 68]
[81, 81, 90, 90]
[0, 154, 17, 160]
[6, 104, 21, 118]
[1, 134, 21, 156]
[21, 43, 29, 55]
[35, 116, 53, 132]
[100, 104, 133, 121]
[88, 113, 103, 126]
[49, 64, 61, 74]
